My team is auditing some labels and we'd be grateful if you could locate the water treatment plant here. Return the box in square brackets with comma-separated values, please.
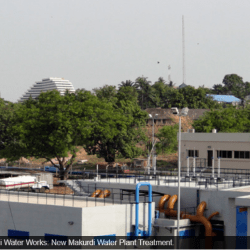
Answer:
[0, 162, 250, 249]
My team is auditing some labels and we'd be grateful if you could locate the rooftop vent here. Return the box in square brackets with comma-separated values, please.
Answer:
[188, 129, 195, 133]
[212, 129, 217, 133]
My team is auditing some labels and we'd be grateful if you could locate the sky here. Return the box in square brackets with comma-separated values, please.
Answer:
[1, 0, 250, 102]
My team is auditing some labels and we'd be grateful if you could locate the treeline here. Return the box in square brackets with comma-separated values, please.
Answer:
[90, 76, 222, 110]
[90, 73, 250, 110]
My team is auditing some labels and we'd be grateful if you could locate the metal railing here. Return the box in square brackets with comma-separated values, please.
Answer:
[0, 182, 159, 208]
[76, 168, 250, 190]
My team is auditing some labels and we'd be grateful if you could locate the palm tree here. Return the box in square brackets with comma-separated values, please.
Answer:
[135, 76, 156, 109]
[169, 81, 176, 88]
[118, 80, 138, 89]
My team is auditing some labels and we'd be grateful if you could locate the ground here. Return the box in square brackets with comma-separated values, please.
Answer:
[44, 177, 74, 195]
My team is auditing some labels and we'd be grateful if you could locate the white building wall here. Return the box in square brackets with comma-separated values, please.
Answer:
[179, 132, 250, 169]
[0, 200, 155, 237]
[19, 77, 75, 102]
[81, 203, 155, 236]
[0, 201, 82, 236]
[199, 189, 250, 237]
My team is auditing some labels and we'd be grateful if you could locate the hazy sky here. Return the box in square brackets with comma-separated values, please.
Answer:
[1, 0, 250, 102]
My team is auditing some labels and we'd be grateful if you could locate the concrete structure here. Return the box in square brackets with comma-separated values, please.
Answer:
[0, 189, 154, 237]
[179, 130, 250, 170]
[66, 173, 250, 248]
[19, 77, 75, 102]
[2, 170, 250, 247]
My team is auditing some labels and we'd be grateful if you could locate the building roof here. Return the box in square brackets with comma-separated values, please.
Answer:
[180, 132, 250, 142]
[145, 108, 210, 120]
[207, 94, 241, 103]
[178, 83, 188, 89]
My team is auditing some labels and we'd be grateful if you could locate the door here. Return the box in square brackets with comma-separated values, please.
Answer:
[236, 206, 247, 249]
[207, 150, 213, 167]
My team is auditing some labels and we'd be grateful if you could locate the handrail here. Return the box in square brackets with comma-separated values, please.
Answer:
[135, 182, 152, 237]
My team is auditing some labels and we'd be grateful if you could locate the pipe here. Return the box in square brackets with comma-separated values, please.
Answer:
[90, 189, 102, 197]
[196, 201, 206, 216]
[158, 195, 171, 213]
[164, 195, 186, 218]
[135, 182, 152, 237]
[182, 201, 219, 237]
[207, 211, 219, 221]
[165, 195, 178, 217]
[212, 148, 214, 178]
[98, 189, 111, 198]
[158, 195, 186, 218]
[193, 155, 196, 177]
[218, 157, 220, 178]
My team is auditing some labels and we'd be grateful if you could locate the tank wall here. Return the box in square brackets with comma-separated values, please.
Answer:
[0, 201, 82, 236]
[81, 202, 155, 236]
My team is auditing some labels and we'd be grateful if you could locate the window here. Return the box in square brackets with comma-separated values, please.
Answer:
[217, 150, 232, 158]
[188, 150, 199, 157]
[234, 151, 250, 159]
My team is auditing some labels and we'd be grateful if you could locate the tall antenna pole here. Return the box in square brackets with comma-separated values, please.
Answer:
[168, 65, 171, 84]
[182, 15, 186, 84]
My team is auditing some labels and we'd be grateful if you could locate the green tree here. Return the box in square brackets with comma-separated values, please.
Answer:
[192, 106, 250, 132]
[168, 86, 222, 109]
[117, 86, 138, 103]
[0, 99, 20, 152]
[118, 80, 138, 90]
[211, 84, 227, 95]
[222, 74, 250, 103]
[1, 90, 108, 180]
[92, 85, 117, 102]
[151, 77, 170, 108]
[84, 89, 148, 162]
[155, 124, 179, 154]
[135, 76, 156, 109]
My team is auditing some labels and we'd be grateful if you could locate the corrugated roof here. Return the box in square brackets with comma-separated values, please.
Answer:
[207, 94, 241, 103]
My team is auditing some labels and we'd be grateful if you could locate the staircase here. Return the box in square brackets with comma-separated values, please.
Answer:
[64, 180, 90, 196]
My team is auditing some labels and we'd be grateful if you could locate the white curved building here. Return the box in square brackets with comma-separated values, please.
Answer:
[19, 77, 75, 102]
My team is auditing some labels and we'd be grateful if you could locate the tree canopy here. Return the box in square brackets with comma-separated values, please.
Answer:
[192, 106, 250, 132]
[84, 86, 148, 162]
[1, 89, 148, 179]
[0, 99, 20, 152]
[211, 74, 250, 103]
[1, 90, 101, 179]
[155, 124, 179, 154]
